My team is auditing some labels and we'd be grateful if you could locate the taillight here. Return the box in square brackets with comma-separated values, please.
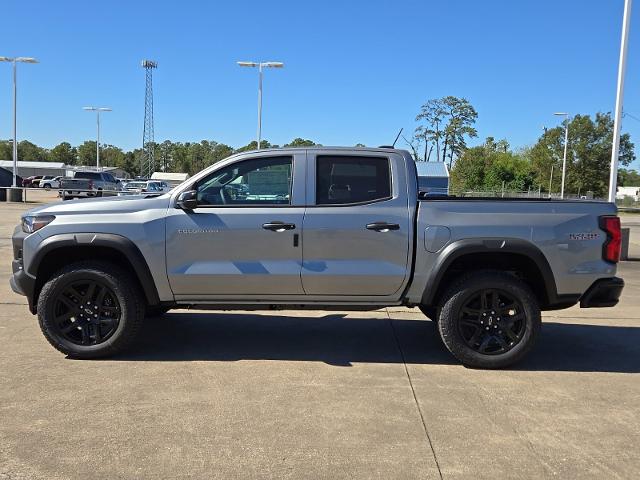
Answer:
[599, 216, 621, 263]
[88, 180, 94, 190]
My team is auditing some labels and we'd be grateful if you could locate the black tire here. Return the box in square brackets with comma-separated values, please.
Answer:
[96, 189, 103, 197]
[43, 184, 51, 190]
[437, 270, 541, 369]
[37, 261, 145, 359]
[145, 305, 170, 318]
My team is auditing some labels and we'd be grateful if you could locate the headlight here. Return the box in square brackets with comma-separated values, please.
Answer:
[22, 215, 55, 234]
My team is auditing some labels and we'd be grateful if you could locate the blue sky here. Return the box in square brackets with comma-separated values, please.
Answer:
[1, 0, 639, 168]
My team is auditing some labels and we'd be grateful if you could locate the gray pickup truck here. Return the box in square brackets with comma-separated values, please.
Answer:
[10, 147, 624, 368]
[59, 170, 119, 200]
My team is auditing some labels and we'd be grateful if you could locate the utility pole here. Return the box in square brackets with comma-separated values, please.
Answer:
[554, 112, 570, 199]
[609, 0, 633, 202]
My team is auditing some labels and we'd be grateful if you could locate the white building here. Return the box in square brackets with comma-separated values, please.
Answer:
[0, 160, 66, 178]
[617, 186, 640, 201]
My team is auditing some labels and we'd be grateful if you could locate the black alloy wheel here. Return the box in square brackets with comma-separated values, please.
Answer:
[51, 279, 121, 346]
[457, 288, 526, 355]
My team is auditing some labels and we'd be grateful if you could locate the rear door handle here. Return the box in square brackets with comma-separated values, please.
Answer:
[262, 221, 296, 232]
[366, 222, 400, 232]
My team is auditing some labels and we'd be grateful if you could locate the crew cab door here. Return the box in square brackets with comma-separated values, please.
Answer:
[301, 151, 412, 297]
[165, 152, 305, 298]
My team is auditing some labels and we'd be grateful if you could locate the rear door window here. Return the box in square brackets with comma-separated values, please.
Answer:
[75, 172, 101, 180]
[316, 156, 391, 205]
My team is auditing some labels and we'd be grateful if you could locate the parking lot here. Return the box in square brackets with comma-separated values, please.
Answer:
[1, 194, 639, 479]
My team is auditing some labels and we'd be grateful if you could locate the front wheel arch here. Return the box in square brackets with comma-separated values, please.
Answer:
[30, 235, 160, 312]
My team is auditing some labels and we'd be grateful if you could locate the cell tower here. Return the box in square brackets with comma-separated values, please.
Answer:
[141, 60, 157, 178]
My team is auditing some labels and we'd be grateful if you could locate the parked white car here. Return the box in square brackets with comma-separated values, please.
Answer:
[40, 176, 62, 189]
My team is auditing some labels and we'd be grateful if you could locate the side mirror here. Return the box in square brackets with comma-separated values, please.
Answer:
[176, 190, 198, 210]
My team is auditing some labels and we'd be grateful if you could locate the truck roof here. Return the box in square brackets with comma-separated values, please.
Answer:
[237, 146, 411, 155]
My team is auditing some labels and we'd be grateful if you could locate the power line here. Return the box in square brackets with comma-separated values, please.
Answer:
[623, 111, 640, 123]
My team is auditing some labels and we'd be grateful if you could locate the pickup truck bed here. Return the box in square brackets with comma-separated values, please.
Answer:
[10, 147, 624, 368]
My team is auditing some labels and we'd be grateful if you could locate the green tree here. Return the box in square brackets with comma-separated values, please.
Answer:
[0, 140, 12, 160]
[235, 139, 273, 152]
[50, 142, 77, 164]
[414, 98, 446, 161]
[284, 138, 318, 147]
[413, 96, 478, 164]
[101, 145, 126, 169]
[121, 152, 138, 177]
[18, 140, 48, 161]
[529, 113, 635, 197]
[619, 168, 640, 186]
[77, 141, 97, 166]
[450, 137, 534, 193]
[440, 96, 478, 166]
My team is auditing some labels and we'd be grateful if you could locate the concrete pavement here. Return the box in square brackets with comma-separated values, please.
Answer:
[0, 196, 639, 479]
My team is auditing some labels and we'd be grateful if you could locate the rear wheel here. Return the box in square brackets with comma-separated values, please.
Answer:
[37, 261, 144, 359]
[437, 270, 541, 369]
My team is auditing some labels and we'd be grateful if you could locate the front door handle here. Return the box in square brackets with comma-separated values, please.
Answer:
[263, 221, 296, 232]
[366, 222, 400, 232]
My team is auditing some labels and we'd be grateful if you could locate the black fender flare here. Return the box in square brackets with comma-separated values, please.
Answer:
[29, 233, 160, 306]
[420, 238, 574, 309]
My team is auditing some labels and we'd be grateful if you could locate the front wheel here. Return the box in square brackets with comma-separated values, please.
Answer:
[37, 261, 145, 359]
[437, 271, 541, 369]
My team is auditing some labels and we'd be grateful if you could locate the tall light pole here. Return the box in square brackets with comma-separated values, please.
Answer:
[554, 112, 570, 199]
[237, 61, 284, 149]
[0, 56, 38, 188]
[83, 106, 111, 169]
[609, 0, 633, 203]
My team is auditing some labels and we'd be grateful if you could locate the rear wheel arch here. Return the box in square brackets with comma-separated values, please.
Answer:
[421, 239, 561, 310]
[30, 234, 160, 311]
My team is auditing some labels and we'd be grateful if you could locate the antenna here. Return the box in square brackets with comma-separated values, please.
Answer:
[392, 128, 403, 148]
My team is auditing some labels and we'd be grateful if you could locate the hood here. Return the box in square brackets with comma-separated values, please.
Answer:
[24, 193, 172, 217]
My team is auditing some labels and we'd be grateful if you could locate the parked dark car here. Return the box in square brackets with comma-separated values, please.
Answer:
[22, 176, 43, 188]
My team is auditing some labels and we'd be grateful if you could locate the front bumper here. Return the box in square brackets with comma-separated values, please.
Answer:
[9, 225, 37, 314]
[580, 277, 625, 308]
[10, 261, 36, 313]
